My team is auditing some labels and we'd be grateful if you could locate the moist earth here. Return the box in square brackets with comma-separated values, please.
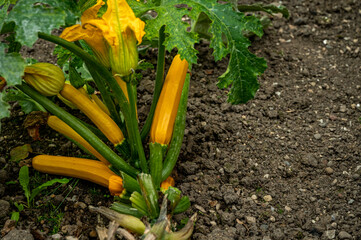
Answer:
[1, 0, 361, 239]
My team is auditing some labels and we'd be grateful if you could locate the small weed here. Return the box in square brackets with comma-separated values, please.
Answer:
[11, 202, 24, 223]
[275, 204, 284, 214]
[38, 208, 64, 234]
[18, 166, 69, 207]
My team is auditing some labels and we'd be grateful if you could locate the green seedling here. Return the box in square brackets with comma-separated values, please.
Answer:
[19, 166, 69, 207]
[10, 202, 24, 223]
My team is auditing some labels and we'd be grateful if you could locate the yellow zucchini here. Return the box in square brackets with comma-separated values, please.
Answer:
[60, 84, 124, 146]
[47, 115, 110, 165]
[91, 93, 111, 115]
[32, 155, 124, 195]
[150, 54, 188, 145]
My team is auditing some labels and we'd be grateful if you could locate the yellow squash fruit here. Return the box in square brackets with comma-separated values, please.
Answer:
[60, 84, 124, 146]
[150, 55, 189, 145]
[47, 115, 110, 165]
[32, 155, 124, 195]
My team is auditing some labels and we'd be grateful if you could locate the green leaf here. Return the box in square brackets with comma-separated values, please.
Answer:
[30, 178, 69, 203]
[4, 88, 46, 114]
[19, 166, 30, 203]
[78, 0, 97, 13]
[0, 92, 10, 131]
[6, 0, 69, 46]
[0, 43, 26, 86]
[10, 144, 32, 161]
[0, 1, 10, 31]
[129, 1, 199, 64]
[11, 211, 20, 222]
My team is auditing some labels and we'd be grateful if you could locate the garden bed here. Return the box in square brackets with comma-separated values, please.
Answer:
[1, 0, 360, 239]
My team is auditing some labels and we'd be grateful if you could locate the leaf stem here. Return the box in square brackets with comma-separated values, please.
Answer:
[126, 78, 148, 173]
[17, 83, 139, 178]
[140, 25, 166, 141]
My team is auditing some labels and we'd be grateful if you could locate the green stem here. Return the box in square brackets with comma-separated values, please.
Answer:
[126, 79, 148, 173]
[17, 83, 138, 178]
[85, 65, 126, 133]
[140, 25, 166, 141]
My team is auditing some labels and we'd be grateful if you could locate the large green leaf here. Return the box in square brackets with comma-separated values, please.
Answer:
[6, 0, 77, 47]
[0, 43, 26, 86]
[130, 1, 199, 64]
[129, 0, 267, 104]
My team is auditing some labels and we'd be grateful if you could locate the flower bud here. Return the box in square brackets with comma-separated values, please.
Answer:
[110, 29, 139, 77]
[23, 63, 65, 96]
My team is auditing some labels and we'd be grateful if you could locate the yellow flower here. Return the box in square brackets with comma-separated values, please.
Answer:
[60, 0, 145, 76]
[23, 63, 65, 96]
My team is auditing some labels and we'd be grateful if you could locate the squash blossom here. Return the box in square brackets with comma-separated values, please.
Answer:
[23, 63, 65, 96]
[60, 0, 145, 77]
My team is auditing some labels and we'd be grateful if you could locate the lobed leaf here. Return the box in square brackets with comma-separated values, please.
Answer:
[0, 43, 26, 87]
[6, 0, 78, 47]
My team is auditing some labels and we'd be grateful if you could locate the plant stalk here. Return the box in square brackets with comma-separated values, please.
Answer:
[126, 79, 148, 173]
[140, 25, 166, 141]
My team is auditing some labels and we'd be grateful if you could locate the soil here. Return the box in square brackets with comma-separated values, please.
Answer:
[1, 0, 361, 239]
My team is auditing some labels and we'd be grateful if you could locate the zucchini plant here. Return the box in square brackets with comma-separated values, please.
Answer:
[0, 0, 288, 238]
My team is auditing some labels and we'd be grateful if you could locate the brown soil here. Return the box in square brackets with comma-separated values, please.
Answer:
[1, 0, 361, 239]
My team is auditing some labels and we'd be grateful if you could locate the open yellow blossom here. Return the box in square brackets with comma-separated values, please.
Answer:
[60, 0, 145, 76]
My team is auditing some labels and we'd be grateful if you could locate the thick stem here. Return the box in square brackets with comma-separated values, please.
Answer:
[18, 83, 138, 178]
[126, 79, 148, 173]
[140, 25, 166, 141]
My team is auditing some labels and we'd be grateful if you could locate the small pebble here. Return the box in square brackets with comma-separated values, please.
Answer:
[324, 230, 336, 239]
[325, 167, 334, 175]
[314, 133, 322, 140]
[263, 195, 272, 202]
[74, 201, 87, 209]
[0, 200, 10, 218]
[246, 216, 256, 224]
[52, 234, 62, 240]
[270, 216, 276, 222]
[339, 105, 347, 113]
[251, 195, 258, 200]
[338, 231, 352, 239]
[285, 206, 292, 212]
